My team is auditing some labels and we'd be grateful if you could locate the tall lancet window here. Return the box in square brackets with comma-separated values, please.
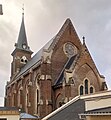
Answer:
[11, 86, 16, 107]
[34, 74, 40, 115]
[90, 86, 94, 94]
[25, 83, 29, 113]
[12, 93, 16, 107]
[8, 95, 10, 106]
[80, 85, 84, 95]
[18, 90, 20, 106]
[37, 89, 39, 114]
[18, 89, 22, 108]
[85, 79, 88, 94]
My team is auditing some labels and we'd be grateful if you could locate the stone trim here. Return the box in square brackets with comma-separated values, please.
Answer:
[46, 100, 52, 105]
[43, 50, 53, 63]
[40, 75, 45, 80]
[46, 75, 51, 80]
[38, 99, 43, 105]
[28, 81, 32, 86]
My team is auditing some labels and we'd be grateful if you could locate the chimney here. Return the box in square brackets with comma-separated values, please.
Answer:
[0, 4, 3, 15]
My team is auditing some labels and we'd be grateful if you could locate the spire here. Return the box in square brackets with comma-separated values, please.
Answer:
[14, 7, 32, 53]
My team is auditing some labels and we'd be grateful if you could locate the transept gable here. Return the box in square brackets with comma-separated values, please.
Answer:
[70, 41, 107, 89]
[73, 40, 100, 77]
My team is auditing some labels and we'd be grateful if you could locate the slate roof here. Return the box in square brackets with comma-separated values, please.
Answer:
[48, 100, 85, 120]
[42, 91, 111, 120]
[54, 55, 77, 86]
[15, 14, 32, 53]
[42, 96, 85, 120]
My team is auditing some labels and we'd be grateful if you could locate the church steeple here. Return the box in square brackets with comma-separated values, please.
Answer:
[13, 12, 32, 54]
[11, 11, 33, 79]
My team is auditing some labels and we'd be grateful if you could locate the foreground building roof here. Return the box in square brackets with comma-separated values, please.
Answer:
[42, 90, 111, 120]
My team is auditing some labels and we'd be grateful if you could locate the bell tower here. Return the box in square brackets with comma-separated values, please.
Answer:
[11, 12, 33, 79]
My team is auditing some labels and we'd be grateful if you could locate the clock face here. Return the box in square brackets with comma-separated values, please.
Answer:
[64, 43, 77, 57]
[22, 44, 27, 49]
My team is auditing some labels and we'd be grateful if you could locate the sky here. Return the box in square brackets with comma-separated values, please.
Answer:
[0, 0, 111, 106]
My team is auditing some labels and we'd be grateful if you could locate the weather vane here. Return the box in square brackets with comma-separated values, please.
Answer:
[22, 4, 24, 15]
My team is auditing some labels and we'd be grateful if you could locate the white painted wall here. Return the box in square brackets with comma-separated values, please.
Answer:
[85, 97, 111, 111]
[0, 115, 20, 120]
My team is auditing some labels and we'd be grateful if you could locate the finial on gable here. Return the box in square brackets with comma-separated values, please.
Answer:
[65, 18, 72, 25]
[82, 36, 85, 45]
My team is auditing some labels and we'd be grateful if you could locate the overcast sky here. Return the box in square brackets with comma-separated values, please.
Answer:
[0, 0, 111, 106]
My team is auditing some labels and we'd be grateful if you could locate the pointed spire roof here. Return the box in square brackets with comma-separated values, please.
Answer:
[14, 13, 32, 53]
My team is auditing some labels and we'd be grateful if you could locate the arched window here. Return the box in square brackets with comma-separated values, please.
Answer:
[34, 74, 40, 115]
[80, 85, 84, 95]
[85, 79, 88, 94]
[37, 89, 39, 114]
[12, 93, 16, 107]
[25, 83, 29, 113]
[18, 91, 20, 106]
[26, 92, 29, 106]
[8, 95, 11, 106]
[90, 86, 93, 93]
[18, 85, 22, 108]
[79, 79, 95, 95]
[55, 93, 62, 109]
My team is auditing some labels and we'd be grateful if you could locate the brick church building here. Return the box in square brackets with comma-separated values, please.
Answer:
[5, 13, 107, 118]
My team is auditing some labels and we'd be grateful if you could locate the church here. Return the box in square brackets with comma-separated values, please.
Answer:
[5, 13, 108, 118]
